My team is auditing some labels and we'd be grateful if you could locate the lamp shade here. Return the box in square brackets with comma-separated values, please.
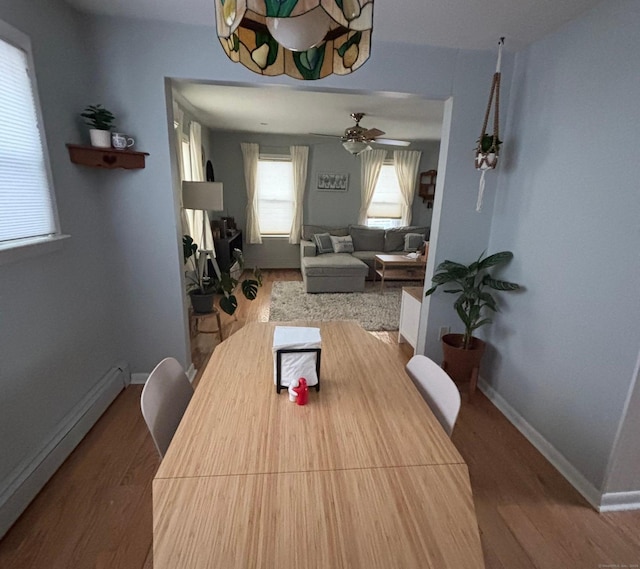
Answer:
[182, 181, 224, 211]
[215, 0, 373, 80]
[342, 140, 370, 155]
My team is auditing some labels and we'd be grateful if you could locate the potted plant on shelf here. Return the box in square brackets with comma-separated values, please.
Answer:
[81, 104, 115, 148]
[425, 251, 520, 393]
[475, 133, 502, 170]
[183, 235, 262, 316]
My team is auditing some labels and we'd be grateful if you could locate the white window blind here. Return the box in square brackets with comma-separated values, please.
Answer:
[367, 164, 402, 219]
[0, 31, 57, 246]
[257, 157, 294, 235]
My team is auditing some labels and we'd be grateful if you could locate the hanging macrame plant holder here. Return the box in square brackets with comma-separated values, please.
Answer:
[475, 37, 504, 212]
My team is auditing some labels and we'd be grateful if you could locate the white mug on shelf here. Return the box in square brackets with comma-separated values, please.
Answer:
[111, 132, 135, 149]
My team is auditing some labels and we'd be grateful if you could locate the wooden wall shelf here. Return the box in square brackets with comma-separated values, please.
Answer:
[66, 144, 149, 170]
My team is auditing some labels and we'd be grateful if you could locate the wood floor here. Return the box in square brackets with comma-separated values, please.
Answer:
[1, 269, 638, 569]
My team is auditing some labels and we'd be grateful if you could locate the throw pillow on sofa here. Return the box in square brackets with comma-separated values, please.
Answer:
[313, 233, 334, 254]
[330, 235, 354, 253]
[349, 225, 385, 251]
[404, 233, 426, 252]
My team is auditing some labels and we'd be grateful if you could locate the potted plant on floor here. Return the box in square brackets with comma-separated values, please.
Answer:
[425, 251, 520, 392]
[81, 104, 116, 148]
[183, 235, 262, 316]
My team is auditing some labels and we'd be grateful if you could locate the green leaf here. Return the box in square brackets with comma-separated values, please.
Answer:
[437, 260, 467, 272]
[479, 292, 498, 311]
[484, 277, 520, 291]
[479, 251, 513, 269]
[471, 318, 492, 331]
[219, 294, 238, 315]
[455, 302, 471, 327]
[293, 45, 326, 80]
[241, 279, 259, 300]
[431, 272, 457, 285]
[424, 285, 438, 297]
[443, 288, 463, 294]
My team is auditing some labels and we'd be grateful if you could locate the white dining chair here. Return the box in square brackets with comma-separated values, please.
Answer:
[405, 355, 461, 437]
[140, 357, 194, 457]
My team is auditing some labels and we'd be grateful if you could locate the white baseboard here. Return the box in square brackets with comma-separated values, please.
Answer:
[0, 366, 126, 538]
[130, 372, 149, 385]
[599, 491, 640, 512]
[478, 378, 603, 511]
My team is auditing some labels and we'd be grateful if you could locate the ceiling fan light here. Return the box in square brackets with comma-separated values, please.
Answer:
[342, 140, 371, 155]
[266, 7, 331, 52]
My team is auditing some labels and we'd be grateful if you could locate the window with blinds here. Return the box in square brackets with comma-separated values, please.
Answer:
[366, 164, 402, 229]
[0, 24, 59, 249]
[257, 156, 294, 236]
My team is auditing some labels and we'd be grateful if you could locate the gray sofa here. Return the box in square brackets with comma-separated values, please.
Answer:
[300, 224, 429, 293]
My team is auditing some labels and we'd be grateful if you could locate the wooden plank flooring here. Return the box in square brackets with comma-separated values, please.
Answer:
[1, 269, 638, 568]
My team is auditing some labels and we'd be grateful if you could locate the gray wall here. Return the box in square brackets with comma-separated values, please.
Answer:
[209, 131, 439, 268]
[485, 0, 640, 491]
[0, 0, 121, 506]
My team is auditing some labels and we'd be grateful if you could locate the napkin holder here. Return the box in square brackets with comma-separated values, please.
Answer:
[273, 326, 321, 394]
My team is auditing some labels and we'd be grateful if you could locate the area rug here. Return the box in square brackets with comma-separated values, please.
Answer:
[269, 281, 404, 331]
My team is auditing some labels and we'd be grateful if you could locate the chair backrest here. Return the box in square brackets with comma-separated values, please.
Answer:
[405, 355, 461, 437]
[140, 357, 194, 457]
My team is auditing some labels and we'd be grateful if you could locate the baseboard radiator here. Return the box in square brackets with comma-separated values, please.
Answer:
[0, 366, 127, 538]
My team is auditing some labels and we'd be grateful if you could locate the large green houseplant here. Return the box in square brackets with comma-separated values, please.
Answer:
[425, 251, 520, 390]
[183, 235, 262, 316]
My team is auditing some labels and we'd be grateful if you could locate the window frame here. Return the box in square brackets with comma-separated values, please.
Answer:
[256, 153, 295, 237]
[0, 19, 65, 264]
[366, 162, 402, 229]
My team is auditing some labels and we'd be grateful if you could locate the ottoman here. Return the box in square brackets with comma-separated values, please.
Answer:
[301, 253, 368, 293]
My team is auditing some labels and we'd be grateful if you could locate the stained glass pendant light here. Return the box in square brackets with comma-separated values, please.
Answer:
[215, 0, 374, 80]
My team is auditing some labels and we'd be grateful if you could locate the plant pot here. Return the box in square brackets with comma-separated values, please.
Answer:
[189, 290, 216, 314]
[441, 333, 486, 396]
[475, 152, 497, 170]
[89, 128, 111, 148]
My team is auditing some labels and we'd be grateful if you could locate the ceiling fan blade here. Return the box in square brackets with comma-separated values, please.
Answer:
[372, 138, 411, 147]
[363, 128, 385, 138]
[309, 132, 343, 139]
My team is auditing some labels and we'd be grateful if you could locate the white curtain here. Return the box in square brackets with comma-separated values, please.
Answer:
[394, 150, 422, 225]
[241, 142, 262, 244]
[174, 105, 191, 238]
[185, 121, 215, 252]
[289, 145, 309, 244]
[358, 149, 387, 225]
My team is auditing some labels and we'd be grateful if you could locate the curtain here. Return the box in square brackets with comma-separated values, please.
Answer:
[241, 142, 262, 244]
[185, 121, 215, 253]
[358, 149, 387, 225]
[174, 105, 190, 238]
[289, 145, 309, 244]
[394, 150, 422, 225]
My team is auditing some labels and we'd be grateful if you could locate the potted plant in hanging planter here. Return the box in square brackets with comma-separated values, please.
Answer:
[475, 134, 502, 170]
[425, 251, 520, 395]
[81, 104, 116, 148]
[183, 235, 262, 316]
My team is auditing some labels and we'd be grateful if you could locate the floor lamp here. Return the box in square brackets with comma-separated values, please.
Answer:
[182, 181, 224, 281]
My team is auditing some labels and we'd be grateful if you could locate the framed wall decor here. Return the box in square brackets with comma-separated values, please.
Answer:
[317, 173, 349, 191]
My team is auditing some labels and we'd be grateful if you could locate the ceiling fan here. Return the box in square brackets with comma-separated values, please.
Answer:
[311, 112, 411, 155]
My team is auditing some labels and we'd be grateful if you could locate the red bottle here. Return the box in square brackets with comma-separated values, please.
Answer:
[293, 378, 309, 406]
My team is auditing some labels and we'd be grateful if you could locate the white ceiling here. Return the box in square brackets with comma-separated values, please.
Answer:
[64, 0, 600, 141]
[174, 82, 445, 141]
[64, 0, 600, 51]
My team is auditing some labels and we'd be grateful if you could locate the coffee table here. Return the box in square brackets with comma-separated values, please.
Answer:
[374, 254, 427, 292]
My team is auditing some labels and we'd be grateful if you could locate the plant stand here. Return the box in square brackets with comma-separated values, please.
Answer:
[190, 308, 224, 341]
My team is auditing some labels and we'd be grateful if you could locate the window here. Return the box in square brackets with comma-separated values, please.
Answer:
[257, 156, 294, 236]
[0, 21, 61, 254]
[366, 164, 402, 229]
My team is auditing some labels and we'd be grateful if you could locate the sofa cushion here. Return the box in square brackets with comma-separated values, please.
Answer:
[384, 226, 429, 252]
[302, 254, 368, 277]
[313, 233, 334, 254]
[330, 235, 354, 253]
[349, 225, 385, 251]
[404, 233, 426, 252]
[302, 225, 349, 241]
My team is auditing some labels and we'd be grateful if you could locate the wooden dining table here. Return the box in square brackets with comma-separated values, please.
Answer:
[153, 321, 485, 568]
